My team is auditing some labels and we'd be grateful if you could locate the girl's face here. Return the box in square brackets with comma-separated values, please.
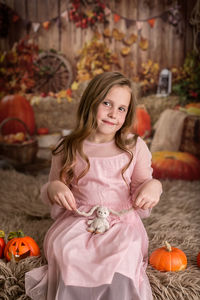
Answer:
[93, 85, 131, 142]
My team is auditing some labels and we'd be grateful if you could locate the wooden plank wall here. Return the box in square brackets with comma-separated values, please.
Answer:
[0, 0, 196, 78]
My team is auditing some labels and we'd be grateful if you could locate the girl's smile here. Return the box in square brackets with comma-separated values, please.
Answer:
[102, 119, 117, 126]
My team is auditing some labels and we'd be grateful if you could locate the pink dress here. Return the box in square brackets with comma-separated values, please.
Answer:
[25, 137, 153, 300]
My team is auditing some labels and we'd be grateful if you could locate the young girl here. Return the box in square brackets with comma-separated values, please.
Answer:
[25, 71, 162, 300]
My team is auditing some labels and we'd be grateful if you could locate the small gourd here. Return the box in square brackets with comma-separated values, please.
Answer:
[149, 241, 187, 272]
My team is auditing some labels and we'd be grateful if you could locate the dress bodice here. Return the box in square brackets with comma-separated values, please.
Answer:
[71, 140, 135, 211]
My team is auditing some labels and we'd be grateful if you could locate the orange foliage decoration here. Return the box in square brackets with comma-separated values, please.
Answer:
[148, 18, 155, 28]
[114, 13, 121, 23]
[43, 21, 50, 30]
[0, 37, 39, 97]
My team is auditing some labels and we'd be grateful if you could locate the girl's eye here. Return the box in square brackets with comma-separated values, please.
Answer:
[119, 107, 126, 112]
[103, 101, 111, 107]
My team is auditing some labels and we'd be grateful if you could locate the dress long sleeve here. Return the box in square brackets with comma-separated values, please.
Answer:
[131, 137, 153, 218]
[40, 153, 63, 206]
[41, 153, 67, 219]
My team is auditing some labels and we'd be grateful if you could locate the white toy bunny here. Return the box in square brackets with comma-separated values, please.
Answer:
[87, 206, 110, 234]
[76, 205, 133, 234]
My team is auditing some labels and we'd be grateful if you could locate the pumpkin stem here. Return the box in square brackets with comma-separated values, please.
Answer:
[164, 241, 172, 252]
[8, 230, 25, 240]
[0, 230, 5, 238]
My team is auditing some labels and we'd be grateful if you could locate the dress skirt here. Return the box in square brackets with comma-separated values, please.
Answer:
[25, 207, 153, 300]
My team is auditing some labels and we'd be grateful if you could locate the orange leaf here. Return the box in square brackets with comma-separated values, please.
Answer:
[120, 47, 131, 56]
[139, 36, 149, 50]
[123, 33, 137, 46]
[148, 18, 155, 28]
[66, 88, 72, 97]
[112, 28, 124, 41]
[12, 15, 20, 22]
[43, 21, 50, 30]
[103, 28, 111, 38]
[114, 14, 121, 23]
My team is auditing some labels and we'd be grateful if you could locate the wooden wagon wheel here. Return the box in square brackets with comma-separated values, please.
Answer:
[33, 52, 73, 94]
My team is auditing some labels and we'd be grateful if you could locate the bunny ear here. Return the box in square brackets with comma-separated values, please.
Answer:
[108, 208, 120, 216]
[76, 205, 99, 217]
[87, 205, 99, 216]
[109, 207, 134, 216]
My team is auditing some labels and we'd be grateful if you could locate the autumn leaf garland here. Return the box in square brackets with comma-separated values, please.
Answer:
[68, 0, 109, 28]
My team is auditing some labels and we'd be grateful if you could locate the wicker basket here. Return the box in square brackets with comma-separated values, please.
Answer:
[0, 118, 38, 164]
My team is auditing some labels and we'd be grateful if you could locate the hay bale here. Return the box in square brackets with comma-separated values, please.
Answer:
[31, 81, 91, 133]
[32, 97, 79, 133]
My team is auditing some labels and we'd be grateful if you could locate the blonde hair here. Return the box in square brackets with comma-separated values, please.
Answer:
[53, 71, 138, 186]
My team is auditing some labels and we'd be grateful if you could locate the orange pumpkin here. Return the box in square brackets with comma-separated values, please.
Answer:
[0, 94, 36, 135]
[133, 105, 151, 138]
[185, 102, 200, 109]
[149, 241, 187, 272]
[4, 230, 40, 262]
[197, 252, 200, 268]
[152, 151, 200, 180]
[0, 230, 6, 258]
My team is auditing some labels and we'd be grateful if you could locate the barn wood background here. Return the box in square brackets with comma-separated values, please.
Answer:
[0, 0, 197, 78]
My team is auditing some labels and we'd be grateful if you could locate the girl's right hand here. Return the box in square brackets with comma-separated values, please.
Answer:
[47, 180, 76, 210]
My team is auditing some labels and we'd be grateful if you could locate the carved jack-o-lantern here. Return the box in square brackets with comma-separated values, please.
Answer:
[4, 230, 40, 261]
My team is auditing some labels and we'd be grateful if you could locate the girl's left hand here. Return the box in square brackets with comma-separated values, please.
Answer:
[133, 179, 162, 210]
